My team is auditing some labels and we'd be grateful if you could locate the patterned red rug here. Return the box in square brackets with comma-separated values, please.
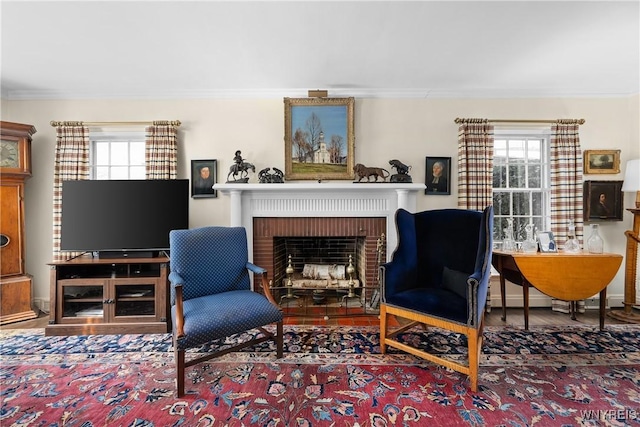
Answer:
[1, 325, 639, 426]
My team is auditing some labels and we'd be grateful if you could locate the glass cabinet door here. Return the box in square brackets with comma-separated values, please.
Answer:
[113, 280, 157, 321]
[58, 279, 105, 322]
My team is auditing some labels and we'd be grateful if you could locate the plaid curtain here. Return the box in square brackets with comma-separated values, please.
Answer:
[457, 119, 494, 311]
[145, 122, 178, 179]
[457, 120, 495, 210]
[52, 124, 90, 261]
[550, 121, 585, 313]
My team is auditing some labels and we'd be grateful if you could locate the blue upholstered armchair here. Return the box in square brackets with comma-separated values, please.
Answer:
[380, 207, 493, 391]
[169, 226, 283, 397]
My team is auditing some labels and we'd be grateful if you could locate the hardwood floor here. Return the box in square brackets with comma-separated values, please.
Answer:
[0, 307, 632, 331]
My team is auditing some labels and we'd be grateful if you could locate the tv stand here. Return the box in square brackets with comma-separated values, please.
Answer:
[46, 254, 169, 336]
[96, 250, 158, 259]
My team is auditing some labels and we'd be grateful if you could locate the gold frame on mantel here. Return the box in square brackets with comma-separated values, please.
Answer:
[284, 97, 355, 180]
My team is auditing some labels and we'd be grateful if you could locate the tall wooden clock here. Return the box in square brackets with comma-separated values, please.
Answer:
[0, 121, 38, 324]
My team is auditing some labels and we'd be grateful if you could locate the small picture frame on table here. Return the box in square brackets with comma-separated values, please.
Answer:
[425, 156, 451, 195]
[537, 231, 557, 253]
[191, 159, 217, 198]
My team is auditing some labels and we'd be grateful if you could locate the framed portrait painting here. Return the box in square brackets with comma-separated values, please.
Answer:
[191, 159, 217, 198]
[583, 180, 623, 221]
[425, 156, 451, 195]
[583, 150, 621, 174]
[284, 97, 355, 180]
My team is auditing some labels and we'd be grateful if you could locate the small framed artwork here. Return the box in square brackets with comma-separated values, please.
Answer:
[583, 149, 621, 174]
[191, 159, 217, 198]
[583, 180, 624, 221]
[425, 156, 451, 195]
[537, 231, 557, 253]
[284, 97, 355, 180]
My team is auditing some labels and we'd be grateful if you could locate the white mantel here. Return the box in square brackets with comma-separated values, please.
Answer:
[214, 182, 425, 261]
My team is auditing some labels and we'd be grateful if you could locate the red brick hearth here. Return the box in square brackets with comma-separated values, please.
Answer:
[253, 217, 387, 290]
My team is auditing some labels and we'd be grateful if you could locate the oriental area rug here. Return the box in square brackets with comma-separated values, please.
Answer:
[1, 325, 640, 427]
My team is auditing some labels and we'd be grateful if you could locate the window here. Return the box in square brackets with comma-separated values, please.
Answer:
[492, 130, 550, 242]
[90, 132, 145, 180]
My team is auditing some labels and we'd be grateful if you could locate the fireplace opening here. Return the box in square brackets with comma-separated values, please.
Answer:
[252, 217, 386, 315]
[273, 236, 367, 288]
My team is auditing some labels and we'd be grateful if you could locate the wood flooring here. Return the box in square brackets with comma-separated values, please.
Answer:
[1, 307, 632, 331]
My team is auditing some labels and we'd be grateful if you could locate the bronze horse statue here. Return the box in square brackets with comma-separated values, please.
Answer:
[226, 161, 256, 182]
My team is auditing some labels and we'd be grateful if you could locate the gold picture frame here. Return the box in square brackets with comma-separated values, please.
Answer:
[284, 97, 355, 180]
[584, 149, 621, 174]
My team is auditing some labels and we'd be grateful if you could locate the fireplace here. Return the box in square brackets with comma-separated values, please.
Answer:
[254, 217, 386, 297]
[215, 182, 425, 291]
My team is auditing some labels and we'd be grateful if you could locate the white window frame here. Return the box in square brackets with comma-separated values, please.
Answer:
[492, 128, 551, 242]
[89, 131, 146, 180]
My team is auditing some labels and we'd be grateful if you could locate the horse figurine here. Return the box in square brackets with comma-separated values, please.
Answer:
[226, 161, 256, 183]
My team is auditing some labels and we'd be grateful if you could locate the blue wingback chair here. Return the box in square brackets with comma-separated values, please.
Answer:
[169, 226, 283, 397]
[380, 207, 493, 391]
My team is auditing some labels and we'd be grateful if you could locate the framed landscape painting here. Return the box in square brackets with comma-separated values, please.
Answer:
[584, 149, 621, 174]
[284, 97, 355, 180]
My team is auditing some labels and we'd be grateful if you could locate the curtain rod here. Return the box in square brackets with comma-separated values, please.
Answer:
[50, 120, 181, 127]
[454, 118, 585, 125]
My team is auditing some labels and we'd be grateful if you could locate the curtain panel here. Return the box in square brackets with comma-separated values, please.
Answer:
[550, 122, 585, 313]
[457, 120, 494, 311]
[145, 124, 178, 179]
[52, 125, 90, 261]
[457, 121, 495, 211]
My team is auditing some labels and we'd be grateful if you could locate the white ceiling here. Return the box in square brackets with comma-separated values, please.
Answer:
[1, 1, 639, 100]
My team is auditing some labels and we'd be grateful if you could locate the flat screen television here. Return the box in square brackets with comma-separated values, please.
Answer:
[61, 179, 189, 258]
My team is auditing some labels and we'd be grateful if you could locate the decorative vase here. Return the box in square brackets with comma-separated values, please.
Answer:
[564, 219, 581, 253]
[587, 223, 604, 254]
[522, 223, 538, 253]
[502, 218, 516, 252]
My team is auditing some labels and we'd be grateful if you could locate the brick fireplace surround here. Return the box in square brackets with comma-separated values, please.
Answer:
[215, 183, 425, 290]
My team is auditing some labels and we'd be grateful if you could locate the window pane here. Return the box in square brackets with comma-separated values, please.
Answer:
[509, 164, 526, 188]
[513, 217, 530, 241]
[95, 167, 110, 180]
[130, 166, 146, 179]
[532, 192, 542, 215]
[110, 166, 129, 179]
[494, 217, 509, 240]
[493, 165, 507, 188]
[130, 142, 145, 165]
[512, 192, 530, 216]
[110, 142, 129, 165]
[493, 192, 510, 215]
[508, 140, 526, 159]
[494, 139, 507, 157]
[528, 139, 541, 160]
[533, 217, 544, 235]
[95, 141, 110, 165]
[527, 164, 541, 188]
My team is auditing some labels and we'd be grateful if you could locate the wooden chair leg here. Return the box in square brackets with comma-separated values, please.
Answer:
[175, 347, 185, 397]
[380, 304, 387, 354]
[276, 321, 283, 358]
[467, 329, 479, 392]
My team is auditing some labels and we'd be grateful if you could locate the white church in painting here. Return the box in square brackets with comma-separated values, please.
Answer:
[313, 131, 331, 163]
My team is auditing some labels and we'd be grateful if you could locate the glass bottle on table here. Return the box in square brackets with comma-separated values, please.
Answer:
[502, 218, 516, 252]
[564, 219, 581, 253]
[522, 223, 538, 253]
[586, 223, 604, 254]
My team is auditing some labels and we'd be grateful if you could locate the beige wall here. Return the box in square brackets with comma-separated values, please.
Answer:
[1, 95, 638, 309]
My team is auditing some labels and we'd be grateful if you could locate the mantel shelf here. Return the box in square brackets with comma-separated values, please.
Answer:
[215, 182, 426, 192]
